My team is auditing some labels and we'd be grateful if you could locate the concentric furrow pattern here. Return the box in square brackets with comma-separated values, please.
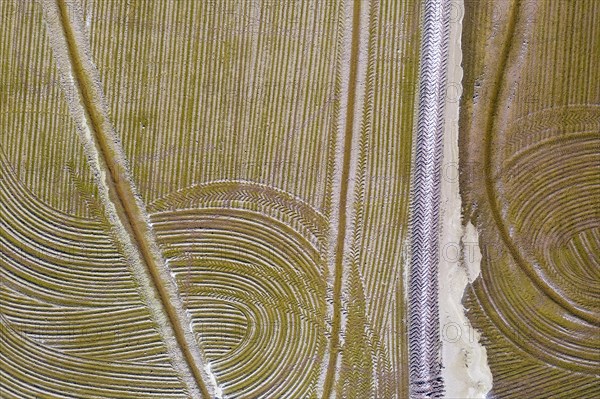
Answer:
[407, 0, 451, 397]
[1, 0, 429, 397]
[0, 156, 185, 397]
[150, 182, 328, 399]
[460, 0, 600, 396]
[1, 316, 185, 399]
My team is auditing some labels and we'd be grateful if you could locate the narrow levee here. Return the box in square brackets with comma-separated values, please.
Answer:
[322, 0, 366, 397]
[43, 0, 215, 397]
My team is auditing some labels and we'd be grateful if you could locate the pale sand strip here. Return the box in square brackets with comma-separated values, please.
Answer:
[438, 1, 493, 397]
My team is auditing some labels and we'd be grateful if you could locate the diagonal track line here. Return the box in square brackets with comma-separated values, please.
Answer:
[42, 0, 215, 397]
